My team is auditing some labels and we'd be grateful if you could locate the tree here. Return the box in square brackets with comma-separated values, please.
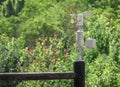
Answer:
[2, 0, 24, 17]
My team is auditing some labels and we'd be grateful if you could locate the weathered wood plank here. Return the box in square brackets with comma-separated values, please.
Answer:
[0, 72, 75, 81]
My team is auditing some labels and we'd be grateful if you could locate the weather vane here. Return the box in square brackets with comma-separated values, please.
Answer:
[70, 11, 96, 60]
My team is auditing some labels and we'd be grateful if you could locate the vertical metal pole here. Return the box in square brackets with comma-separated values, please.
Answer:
[76, 28, 84, 60]
[74, 60, 85, 87]
[78, 48, 82, 60]
[76, 13, 84, 60]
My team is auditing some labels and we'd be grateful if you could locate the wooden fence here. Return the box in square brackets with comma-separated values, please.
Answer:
[0, 60, 85, 87]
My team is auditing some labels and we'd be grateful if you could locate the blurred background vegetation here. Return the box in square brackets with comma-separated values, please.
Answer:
[0, 0, 120, 87]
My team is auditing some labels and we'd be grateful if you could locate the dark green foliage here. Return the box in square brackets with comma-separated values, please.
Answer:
[0, 0, 6, 4]
[2, 0, 24, 17]
[2, 0, 14, 17]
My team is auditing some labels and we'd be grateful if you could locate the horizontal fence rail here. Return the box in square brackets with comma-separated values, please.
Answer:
[0, 60, 85, 87]
[0, 72, 75, 81]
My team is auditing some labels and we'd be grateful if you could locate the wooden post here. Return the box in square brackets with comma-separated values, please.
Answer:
[74, 60, 85, 87]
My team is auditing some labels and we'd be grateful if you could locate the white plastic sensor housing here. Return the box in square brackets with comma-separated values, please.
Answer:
[76, 29, 84, 48]
[77, 14, 83, 26]
[86, 39, 96, 49]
